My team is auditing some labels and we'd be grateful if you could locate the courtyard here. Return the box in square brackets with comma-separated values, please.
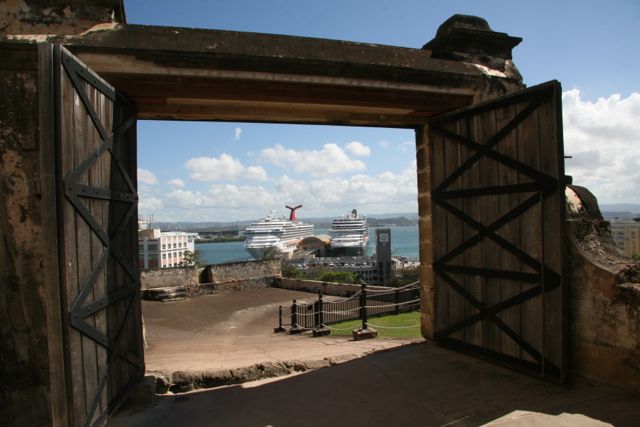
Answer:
[142, 288, 422, 382]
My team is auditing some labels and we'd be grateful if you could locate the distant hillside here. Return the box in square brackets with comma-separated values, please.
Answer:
[151, 212, 419, 231]
[600, 203, 640, 220]
[367, 216, 417, 227]
[602, 212, 640, 220]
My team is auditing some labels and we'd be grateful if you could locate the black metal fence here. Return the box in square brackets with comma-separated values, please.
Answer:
[275, 282, 420, 333]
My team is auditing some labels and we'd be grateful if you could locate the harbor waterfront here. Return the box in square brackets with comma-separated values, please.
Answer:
[196, 225, 420, 265]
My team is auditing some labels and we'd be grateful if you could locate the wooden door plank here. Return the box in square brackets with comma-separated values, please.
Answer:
[517, 102, 543, 369]
[476, 108, 502, 354]
[443, 118, 465, 343]
[537, 89, 565, 378]
[96, 89, 111, 415]
[431, 121, 448, 334]
[496, 102, 522, 359]
[460, 115, 483, 347]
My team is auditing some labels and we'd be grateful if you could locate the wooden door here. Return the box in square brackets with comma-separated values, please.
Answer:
[54, 45, 143, 427]
[428, 81, 567, 381]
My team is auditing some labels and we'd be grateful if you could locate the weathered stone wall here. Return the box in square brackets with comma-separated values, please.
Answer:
[141, 261, 283, 298]
[198, 260, 280, 294]
[0, 0, 125, 36]
[202, 259, 281, 285]
[274, 278, 390, 297]
[567, 186, 640, 390]
[141, 267, 200, 291]
[0, 44, 56, 426]
[567, 186, 640, 391]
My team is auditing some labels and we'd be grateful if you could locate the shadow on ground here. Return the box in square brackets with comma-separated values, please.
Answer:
[109, 342, 639, 427]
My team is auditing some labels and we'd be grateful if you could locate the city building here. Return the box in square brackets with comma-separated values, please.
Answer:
[138, 228, 198, 269]
[610, 218, 640, 258]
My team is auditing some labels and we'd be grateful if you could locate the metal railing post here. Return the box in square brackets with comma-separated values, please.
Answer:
[317, 291, 323, 328]
[395, 288, 400, 315]
[274, 305, 286, 333]
[292, 299, 298, 329]
[360, 283, 368, 330]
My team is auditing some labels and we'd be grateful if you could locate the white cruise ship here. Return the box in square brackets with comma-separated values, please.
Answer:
[243, 205, 314, 259]
[329, 209, 369, 255]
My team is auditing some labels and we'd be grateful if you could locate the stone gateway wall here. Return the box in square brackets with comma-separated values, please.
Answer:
[0, 44, 60, 427]
[566, 186, 640, 391]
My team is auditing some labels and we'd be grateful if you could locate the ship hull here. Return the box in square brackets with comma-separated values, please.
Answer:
[245, 238, 301, 260]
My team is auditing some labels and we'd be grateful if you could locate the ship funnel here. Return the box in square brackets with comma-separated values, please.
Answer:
[352, 209, 358, 218]
[285, 204, 303, 221]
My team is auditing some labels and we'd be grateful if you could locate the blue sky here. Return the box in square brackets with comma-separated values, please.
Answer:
[124, 0, 640, 221]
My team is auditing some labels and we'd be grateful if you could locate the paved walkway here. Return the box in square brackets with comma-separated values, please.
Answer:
[142, 288, 421, 373]
[110, 342, 639, 427]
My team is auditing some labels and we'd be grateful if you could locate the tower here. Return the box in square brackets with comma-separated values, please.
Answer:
[375, 228, 393, 285]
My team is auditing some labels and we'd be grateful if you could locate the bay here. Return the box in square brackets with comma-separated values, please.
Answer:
[196, 225, 420, 265]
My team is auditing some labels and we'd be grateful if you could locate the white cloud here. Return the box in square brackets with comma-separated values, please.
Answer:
[165, 189, 214, 208]
[167, 178, 185, 188]
[246, 166, 268, 181]
[259, 143, 366, 176]
[137, 168, 157, 185]
[235, 127, 242, 141]
[563, 90, 640, 203]
[165, 185, 276, 210]
[185, 153, 267, 181]
[138, 195, 163, 210]
[150, 160, 419, 221]
[270, 161, 418, 214]
[345, 141, 371, 157]
[398, 140, 414, 153]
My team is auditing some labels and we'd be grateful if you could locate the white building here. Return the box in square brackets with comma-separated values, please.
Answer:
[138, 228, 198, 269]
[610, 218, 640, 258]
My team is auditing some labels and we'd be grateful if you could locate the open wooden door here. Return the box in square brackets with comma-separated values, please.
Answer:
[53, 45, 143, 427]
[428, 81, 567, 381]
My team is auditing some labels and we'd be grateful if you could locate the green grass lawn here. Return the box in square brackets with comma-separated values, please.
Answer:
[325, 311, 422, 339]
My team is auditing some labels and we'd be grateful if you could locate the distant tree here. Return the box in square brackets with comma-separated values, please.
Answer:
[181, 249, 203, 267]
[388, 266, 420, 287]
[317, 271, 357, 283]
[261, 248, 277, 261]
[632, 253, 640, 262]
[282, 264, 306, 279]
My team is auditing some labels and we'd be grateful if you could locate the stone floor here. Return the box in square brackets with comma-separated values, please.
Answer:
[110, 341, 640, 427]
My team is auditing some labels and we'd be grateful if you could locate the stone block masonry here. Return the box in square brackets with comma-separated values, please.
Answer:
[199, 259, 281, 295]
[141, 267, 200, 291]
[202, 259, 281, 284]
[140, 260, 283, 299]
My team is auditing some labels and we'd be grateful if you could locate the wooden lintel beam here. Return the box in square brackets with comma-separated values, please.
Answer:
[135, 101, 432, 127]
[103, 74, 472, 113]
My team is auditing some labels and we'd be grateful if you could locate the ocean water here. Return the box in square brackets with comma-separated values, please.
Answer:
[196, 225, 420, 265]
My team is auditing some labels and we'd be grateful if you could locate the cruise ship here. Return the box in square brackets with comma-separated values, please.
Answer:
[243, 205, 314, 259]
[329, 209, 369, 255]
